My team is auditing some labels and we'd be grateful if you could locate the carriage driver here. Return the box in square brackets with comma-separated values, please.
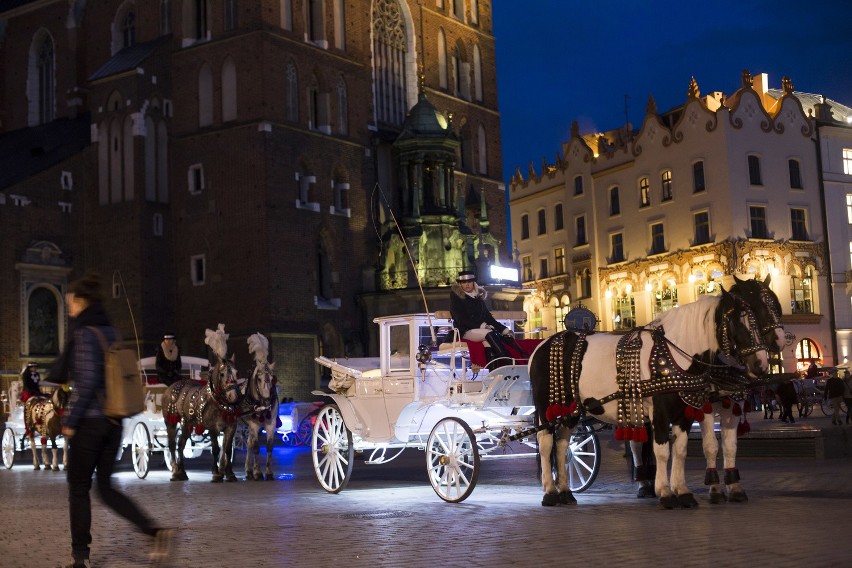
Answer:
[21, 362, 42, 401]
[449, 270, 513, 370]
[155, 333, 183, 386]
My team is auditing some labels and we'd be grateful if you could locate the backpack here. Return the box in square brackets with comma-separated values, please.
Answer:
[89, 326, 145, 419]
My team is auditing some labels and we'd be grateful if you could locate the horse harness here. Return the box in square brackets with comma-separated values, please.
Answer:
[545, 300, 767, 438]
[164, 362, 242, 427]
[245, 364, 277, 423]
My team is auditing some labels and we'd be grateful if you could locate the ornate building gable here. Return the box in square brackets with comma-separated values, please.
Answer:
[631, 95, 673, 158]
[667, 77, 720, 145]
[766, 77, 815, 138]
[726, 70, 776, 133]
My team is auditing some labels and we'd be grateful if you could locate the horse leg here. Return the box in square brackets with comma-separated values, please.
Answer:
[554, 427, 576, 505]
[537, 429, 560, 506]
[629, 439, 655, 498]
[720, 405, 747, 502]
[221, 426, 238, 482]
[50, 435, 60, 471]
[210, 429, 223, 482]
[670, 425, 697, 508]
[29, 434, 40, 470]
[264, 421, 275, 480]
[699, 409, 725, 504]
[171, 424, 190, 481]
[652, 439, 676, 509]
[244, 424, 256, 480]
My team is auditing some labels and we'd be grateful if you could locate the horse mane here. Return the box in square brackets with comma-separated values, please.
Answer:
[247, 332, 270, 365]
[204, 323, 229, 360]
[652, 294, 721, 356]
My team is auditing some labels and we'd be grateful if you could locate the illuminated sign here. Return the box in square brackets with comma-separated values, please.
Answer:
[490, 265, 519, 282]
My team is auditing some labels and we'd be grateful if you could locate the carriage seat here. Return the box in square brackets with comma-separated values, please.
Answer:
[462, 339, 543, 368]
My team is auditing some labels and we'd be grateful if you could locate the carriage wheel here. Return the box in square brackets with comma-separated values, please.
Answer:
[297, 417, 313, 445]
[131, 422, 152, 479]
[426, 417, 480, 503]
[2, 427, 15, 469]
[311, 405, 354, 493]
[820, 399, 831, 417]
[566, 425, 600, 493]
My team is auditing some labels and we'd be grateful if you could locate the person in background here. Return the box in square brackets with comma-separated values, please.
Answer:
[20, 362, 42, 401]
[824, 372, 846, 426]
[776, 380, 798, 424]
[449, 270, 513, 370]
[842, 370, 852, 425]
[155, 333, 182, 386]
[58, 274, 174, 568]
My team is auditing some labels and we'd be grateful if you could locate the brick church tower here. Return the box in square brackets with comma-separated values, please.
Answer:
[0, 0, 505, 398]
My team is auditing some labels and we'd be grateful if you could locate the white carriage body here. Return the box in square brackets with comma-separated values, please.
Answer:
[314, 312, 534, 451]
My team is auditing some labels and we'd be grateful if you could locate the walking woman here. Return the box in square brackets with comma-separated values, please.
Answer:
[58, 274, 174, 568]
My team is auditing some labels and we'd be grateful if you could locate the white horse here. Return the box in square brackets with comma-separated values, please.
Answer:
[529, 290, 769, 508]
[24, 388, 69, 471]
[243, 333, 279, 480]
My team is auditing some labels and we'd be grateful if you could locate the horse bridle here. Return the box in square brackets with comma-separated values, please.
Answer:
[757, 285, 784, 339]
[718, 297, 766, 360]
[208, 361, 241, 410]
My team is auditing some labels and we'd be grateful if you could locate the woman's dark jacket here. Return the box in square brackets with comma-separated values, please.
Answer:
[58, 303, 118, 430]
[155, 344, 182, 386]
[449, 283, 507, 337]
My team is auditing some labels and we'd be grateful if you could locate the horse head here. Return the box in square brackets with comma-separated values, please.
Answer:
[717, 287, 769, 378]
[732, 274, 785, 353]
[247, 332, 276, 401]
[211, 353, 242, 405]
[52, 387, 69, 412]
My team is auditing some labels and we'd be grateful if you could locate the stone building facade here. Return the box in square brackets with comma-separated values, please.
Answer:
[0, 0, 506, 399]
[509, 71, 840, 373]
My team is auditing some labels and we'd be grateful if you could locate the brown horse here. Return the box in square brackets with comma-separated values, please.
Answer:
[24, 388, 69, 471]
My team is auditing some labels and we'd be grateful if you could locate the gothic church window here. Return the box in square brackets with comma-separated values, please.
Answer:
[337, 77, 348, 135]
[286, 63, 299, 122]
[477, 124, 487, 175]
[160, 0, 171, 35]
[281, 0, 292, 30]
[27, 286, 61, 356]
[224, 0, 238, 31]
[28, 30, 55, 126]
[198, 62, 213, 126]
[438, 29, 448, 89]
[307, 0, 326, 45]
[222, 57, 238, 122]
[333, 0, 346, 50]
[372, 0, 409, 126]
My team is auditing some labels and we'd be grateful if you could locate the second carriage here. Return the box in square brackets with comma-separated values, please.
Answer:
[311, 311, 602, 503]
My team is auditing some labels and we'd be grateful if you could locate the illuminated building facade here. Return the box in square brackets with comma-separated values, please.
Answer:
[510, 71, 849, 372]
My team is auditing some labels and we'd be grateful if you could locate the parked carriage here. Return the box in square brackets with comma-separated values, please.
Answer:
[121, 355, 216, 479]
[310, 311, 602, 503]
[1, 380, 67, 470]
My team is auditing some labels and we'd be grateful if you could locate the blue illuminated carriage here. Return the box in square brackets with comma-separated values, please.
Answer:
[311, 311, 601, 503]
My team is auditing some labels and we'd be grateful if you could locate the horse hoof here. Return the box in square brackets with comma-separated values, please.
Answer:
[225, 475, 239, 482]
[170, 471, 188, 481]
[636, 486, 655, 499]
[729, 490, 748, 503]
[558, 490, 577, 505]
[709, 491, 728, 505]
[52, 466, 59, 471]
[677, 493, 699, 508]
[211, 476, 224, 483]
[33, 465, 40, 470]
[541, 492, 560, 507]
[659, 495, 678, 509]
[265, 473, 274, 481]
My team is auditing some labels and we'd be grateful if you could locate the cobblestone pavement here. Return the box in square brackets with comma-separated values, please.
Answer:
[1, 413, 849, 568]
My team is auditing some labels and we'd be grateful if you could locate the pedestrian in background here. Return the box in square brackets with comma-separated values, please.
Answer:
[57, 274, 174, 568]
[776, 380, 797, 424]
[843, 370, 852, 425]
[824, 373, 846, 426]
[762, 386, 776, 419]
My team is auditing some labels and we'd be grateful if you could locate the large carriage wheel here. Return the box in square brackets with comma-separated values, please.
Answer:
[2, 427, 15, 469]
[426, 417, 480, 503]
[131, 422, 152, 479]
[311, 405, 354, 493]
[566, 424, 600, 493]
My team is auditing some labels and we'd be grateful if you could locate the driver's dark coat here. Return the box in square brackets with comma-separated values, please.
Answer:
[449, 283, 507, 337]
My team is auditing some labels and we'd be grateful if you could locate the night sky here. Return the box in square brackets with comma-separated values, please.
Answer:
[492, 0, 852, 184]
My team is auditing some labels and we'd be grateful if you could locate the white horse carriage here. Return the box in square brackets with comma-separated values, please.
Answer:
[119, 355, 212, 478]
[310, 311, 602, 503]
[1, 378, 68, 471]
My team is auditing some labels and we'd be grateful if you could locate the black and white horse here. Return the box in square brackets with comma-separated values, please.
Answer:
[24, 388, 69, 471]
[242, 333, 279, 480]
[528, 290, 769, 508]
[163, 324, 243, 482]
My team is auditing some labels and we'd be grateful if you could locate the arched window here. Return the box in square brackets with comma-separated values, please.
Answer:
[198, 61, 213, 126]
[452, 0, 464, 20]
[27, 286, 61, 356]
[144, 111, 170, 203]
[452, 43, 470, 100]
[372, 0, 410, 126]
[307, 0, 326, 45]
[333, 0, 346, 50]
[308, 77, 320, 130]
[160, 0, 171, 35]
[280, 0, 292, 30]
[337, 77, 348, 135]
[122, 114, 135, 200]
[650, 278, 678, 319]
[112, 2, 137, 54]
[286, 63, 299, 121]
[438, 28, 448, 89]
[28, 31, 55, 125]
[795, 338, 821, 369]
[477, 124, 487, 175]
[122, 10, 136, 48]
[472, 44, 482, 101]
[221, 57, 238, 122]
[612, 289, 635, 331]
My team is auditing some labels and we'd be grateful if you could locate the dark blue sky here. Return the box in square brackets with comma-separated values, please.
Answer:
[492, 0, 852, 184]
